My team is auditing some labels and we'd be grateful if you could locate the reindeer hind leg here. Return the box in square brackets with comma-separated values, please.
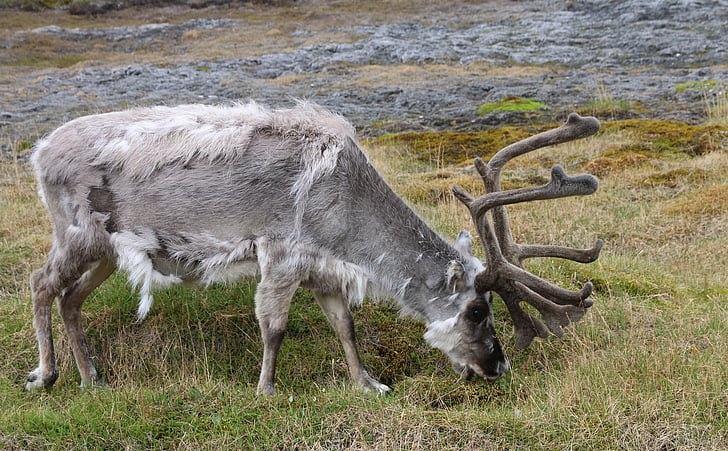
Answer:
[26, 261, 61, 391]
[57, 257, 116, 388]
[26, 209, 115, 390]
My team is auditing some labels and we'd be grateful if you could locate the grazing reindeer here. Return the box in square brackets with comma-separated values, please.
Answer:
[26, 102, 601, 394]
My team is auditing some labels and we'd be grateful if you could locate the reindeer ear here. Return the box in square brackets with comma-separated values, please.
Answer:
[454, 230, 473, 257]
[446, 260, 466, 292]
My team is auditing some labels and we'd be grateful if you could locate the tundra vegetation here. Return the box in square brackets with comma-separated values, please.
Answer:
[2, 103, 726, 450]
[476, 97, 549, 117]
[1, 1, 727, 449]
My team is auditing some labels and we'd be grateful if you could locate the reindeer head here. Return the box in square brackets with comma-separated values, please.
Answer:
[424, 231, 510, 380]
[429, 113, 604, 381]
[424, 289, 510, 380]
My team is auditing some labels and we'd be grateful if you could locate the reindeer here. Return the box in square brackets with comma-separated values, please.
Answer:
[26, 101, 602, 394]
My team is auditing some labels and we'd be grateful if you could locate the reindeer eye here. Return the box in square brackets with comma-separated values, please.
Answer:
[466, 306, 487, 323]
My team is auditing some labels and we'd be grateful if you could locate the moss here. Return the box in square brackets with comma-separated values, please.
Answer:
[674, 79, 722, 93]
[584, 153, 654, 177]
[476, 97, 548, 116]
[377, 120, 725, 174]
[601, 120, 727, 156]
[393, 170, 482, 205]
[664, 185, 728, 217]
[372, 125, 552, 167]
[353, 304, 433, 386]
[641, 168, 709, 188]
[581, 120, 727, 177]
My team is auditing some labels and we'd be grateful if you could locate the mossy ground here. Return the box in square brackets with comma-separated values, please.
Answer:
[2, 114, 727, 449]
[372, 125, 552, 167]
[372, 119, 727, 199]
[476, 97, 548, 116]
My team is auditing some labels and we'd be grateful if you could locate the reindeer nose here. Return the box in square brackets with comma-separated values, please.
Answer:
[484, 358, 510, 380]
[496, 359, 510, 376]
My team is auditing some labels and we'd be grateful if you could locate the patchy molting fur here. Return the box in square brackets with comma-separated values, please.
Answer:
[35, 101, 354, 183]
[26, 101, 509, 394]
[33, 101, 360, 318]
[423, 316, 460, 353]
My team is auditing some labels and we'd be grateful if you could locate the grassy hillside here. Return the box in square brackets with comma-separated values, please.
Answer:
[1, 113, 726, 449]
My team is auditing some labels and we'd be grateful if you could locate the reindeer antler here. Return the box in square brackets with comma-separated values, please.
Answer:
[453, 113, 603, 348]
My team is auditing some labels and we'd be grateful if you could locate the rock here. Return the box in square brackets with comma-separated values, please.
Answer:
[3, 0, 726, 144]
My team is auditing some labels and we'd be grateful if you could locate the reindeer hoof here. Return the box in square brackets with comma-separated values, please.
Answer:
[25, 367, 58, 391]
[357, 371, 391, 395]
[80, 378, 110, 390]
[257, 383, 277, 396]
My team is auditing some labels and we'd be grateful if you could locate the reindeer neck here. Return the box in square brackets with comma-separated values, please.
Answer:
[342, 158, 463, 320]
[300, 138, 464, 322]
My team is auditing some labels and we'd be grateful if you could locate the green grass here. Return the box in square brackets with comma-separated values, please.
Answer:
[674, 79, 728, 126]
[476, 97, 548, 116]
[1, 116, 727, 449]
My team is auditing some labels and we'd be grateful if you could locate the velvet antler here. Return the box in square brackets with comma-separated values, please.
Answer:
[453, 113, 603, 348]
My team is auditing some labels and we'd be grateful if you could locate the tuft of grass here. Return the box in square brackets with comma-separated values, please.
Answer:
[476, 97, 549, 116]
[674, 79, 721, 93]
[640, 167, 710, 188]
[578, 83, 637, 120]
[583, 151, 655, 177]
[705, 90, 728, 126]
[663, 184, 728, 217]
[580, 97, 635, 119]
[675, 79, 728, 126]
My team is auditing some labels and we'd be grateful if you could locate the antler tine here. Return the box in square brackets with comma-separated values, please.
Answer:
[469, 165, 599, 219]
[511, 281, 590, 342]
[452, 164, 601, 268]
[493, 261, 595, 307]
[517, 238, 603, 265]
[495, 280, 550, 348]
[481, 114, 600, 261]
[488, 113, 601, 175]
[452, 113, 603, 348]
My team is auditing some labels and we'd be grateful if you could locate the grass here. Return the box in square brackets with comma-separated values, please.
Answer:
[675, 80, 728, 127]
[1, 1, 727, 448]
[577, 83, 638, 120]
[476, 97, 549, 116]
[1, 114, 727, 449]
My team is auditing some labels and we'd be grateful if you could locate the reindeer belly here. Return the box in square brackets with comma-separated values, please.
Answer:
[109, 226, 263, 319]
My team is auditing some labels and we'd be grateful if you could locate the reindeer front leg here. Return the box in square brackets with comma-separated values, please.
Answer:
[254, 275, 297, 396]
[313, 291, 391, 394]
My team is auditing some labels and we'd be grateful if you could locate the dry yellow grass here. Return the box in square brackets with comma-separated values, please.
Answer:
[1, 117, 726, 449]
[0, 155, 49, 298]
